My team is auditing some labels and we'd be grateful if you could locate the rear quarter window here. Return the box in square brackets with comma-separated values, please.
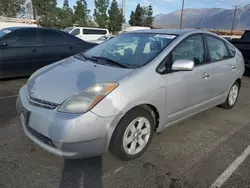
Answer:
[63, 32, 84, 44]
[225, 42, 236, 58]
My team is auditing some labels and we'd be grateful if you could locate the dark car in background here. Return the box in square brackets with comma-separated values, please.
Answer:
[0, 27, 96, 78]
[230, 30, 250, 69]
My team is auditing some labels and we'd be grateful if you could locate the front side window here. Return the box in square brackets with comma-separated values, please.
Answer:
[172, 34, 205, 65]
[206, 35, 230, 62]
[1, 29, 37, 47]
[71, 29, 80, 36]
[79, 33, 177, 68]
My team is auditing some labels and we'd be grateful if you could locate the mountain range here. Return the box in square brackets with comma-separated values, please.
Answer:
[153, 4, 250, 30]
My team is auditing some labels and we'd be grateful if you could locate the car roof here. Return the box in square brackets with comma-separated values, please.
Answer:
[1, 26, 61, 32]
[130, 29, 203, 35]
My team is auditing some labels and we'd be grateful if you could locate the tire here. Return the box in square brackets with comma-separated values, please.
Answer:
[221, 81, 240, 109]
[109, 106, 155, 161]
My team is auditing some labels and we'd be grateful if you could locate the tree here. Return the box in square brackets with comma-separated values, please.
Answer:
[73, 0, 90, 26]
[0, 0, 25, 17]
[63, 0, 69, 7]
[32, 0, 58, 27]
[129, 4, 143, 26]
[143, 4, 154, 28]
[93, 0, 109, 28]
[57, 6, 73, 28]
[108, 0, 124, 33]
[129, 11, 135, 26]
[129, 3, 154, 27]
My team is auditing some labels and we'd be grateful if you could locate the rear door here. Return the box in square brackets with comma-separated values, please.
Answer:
[37, 29, 69, 69]
[0, 29, 39, 78]
[205, 34, 237, 103]
[165, 34, 212, 123]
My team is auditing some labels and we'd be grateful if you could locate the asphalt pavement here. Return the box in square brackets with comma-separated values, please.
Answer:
[1, 74, 250, 188]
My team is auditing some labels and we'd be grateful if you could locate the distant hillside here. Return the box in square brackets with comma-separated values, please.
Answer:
[154, 4, 250, 30]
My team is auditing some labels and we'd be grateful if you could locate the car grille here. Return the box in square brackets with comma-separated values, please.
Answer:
[28, 96, 59, 110]
[26, 125, 55, 148]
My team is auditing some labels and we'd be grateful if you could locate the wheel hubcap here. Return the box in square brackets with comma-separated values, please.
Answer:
[229, 85, 238, 106]
[123, 117, 151, 155]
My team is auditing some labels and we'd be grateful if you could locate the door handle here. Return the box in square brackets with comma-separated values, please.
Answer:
[202, 73, 210, 79]
[32, 49, 38, 53]
[69, 46, 73, 50]
[231, 66, 236, 70]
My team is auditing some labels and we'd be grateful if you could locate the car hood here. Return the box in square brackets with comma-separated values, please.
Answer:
[27, 57, 134, 104]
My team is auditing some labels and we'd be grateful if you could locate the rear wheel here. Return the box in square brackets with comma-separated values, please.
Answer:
[109, 107, 155, 161]
[221, 81, 240, 109]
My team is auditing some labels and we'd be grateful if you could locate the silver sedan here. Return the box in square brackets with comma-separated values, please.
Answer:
[17, 29, 245, 161]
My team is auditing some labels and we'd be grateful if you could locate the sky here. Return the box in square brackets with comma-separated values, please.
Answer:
[57, 0, 250, 20]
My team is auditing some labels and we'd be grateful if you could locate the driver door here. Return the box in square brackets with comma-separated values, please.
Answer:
[165, 34, 211, 123]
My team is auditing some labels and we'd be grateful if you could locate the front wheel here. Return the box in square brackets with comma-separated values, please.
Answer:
[109, 107, 155, 161]
[221, 82, 240, 109]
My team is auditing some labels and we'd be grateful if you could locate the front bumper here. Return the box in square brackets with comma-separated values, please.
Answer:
[17, 86, 121, 159]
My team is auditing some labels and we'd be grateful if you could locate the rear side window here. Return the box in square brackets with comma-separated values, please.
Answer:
[172, 34, 205, 66]
[83, 29, 107, 35]
[226, 42, 236, 57]
[71, 28, 80, 36]
[39, 30, 65, 45]
[2, 29, 38, 47]
[206, 35, 230, 62]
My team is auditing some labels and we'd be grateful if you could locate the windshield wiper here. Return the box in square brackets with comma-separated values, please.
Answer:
[92, 56, 128, 68]
[74, 53, 100, 63]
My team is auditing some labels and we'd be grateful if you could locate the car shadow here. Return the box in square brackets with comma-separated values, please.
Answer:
[59, 157, 103, 188]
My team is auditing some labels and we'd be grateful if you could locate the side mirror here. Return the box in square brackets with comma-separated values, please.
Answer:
[0, 41, 8, 48]
[172, 59, 194, 71]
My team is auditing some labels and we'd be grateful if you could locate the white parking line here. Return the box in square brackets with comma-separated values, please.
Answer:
[209, 144, 250, 188]
[0, 95, 17, 100]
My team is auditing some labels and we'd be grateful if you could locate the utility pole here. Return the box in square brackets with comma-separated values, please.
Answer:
[122, 0, 126, 18]
[231, 5, 240, 36]
[122, 0, 126, 29]
[179, 0, 185, 29]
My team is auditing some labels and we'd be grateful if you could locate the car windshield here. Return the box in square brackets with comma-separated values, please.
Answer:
[63, 27, 73, 33]
[82, 33, 177, 68]
[0, 28, 15, 38]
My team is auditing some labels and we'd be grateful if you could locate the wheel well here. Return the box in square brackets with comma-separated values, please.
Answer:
[139, 104, 160, 131]
[236, 78, 241, 88]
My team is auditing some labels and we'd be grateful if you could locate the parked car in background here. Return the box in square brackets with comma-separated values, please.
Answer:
[90, 35, 115, 44]
[63, 27, 109, 41]
[0, 27, 96, 78]
[17, 29, 244, 161]
[119, 26, 151, 34]
[230, 30, 250, 69]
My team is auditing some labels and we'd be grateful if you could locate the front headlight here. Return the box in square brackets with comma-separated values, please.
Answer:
[58, 83, 118, 114]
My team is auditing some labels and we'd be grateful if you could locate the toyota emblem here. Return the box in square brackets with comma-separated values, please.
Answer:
[30, 87, 35, 95]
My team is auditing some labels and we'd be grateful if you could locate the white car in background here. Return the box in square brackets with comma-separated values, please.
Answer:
[119, 26, 151, 34]
[63, 27, 109, 41]
[90, 35, 115, 44]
